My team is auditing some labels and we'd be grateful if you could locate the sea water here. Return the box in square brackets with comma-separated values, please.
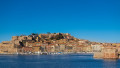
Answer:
[0, 54, 119, 68]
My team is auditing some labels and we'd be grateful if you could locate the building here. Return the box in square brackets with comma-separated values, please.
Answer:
[65, 45, 73, 52]
[0, 41, 17, 54]
[59, 44, 65, 52]
[85, 45, 92, 52]
[22, 47, 33, 53]
[91, 44, 103, 52]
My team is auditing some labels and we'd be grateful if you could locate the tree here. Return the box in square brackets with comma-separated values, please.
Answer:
[50, 36, 54, 40]
[55, 34, 64, 40]
[47, 32, 51, 34]
[31, 33, 38, 35]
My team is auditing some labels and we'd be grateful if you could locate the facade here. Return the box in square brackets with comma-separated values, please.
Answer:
[85, 45, 92, 52]
[22, 47, 33, 53]
[65, 45, 73, 52]
[33, 47, 40, 53]
[46, 44, 55, 52]
[59, 44, 65, 52]
[91, 44, 103, 52]
[0, 41, 17, 54]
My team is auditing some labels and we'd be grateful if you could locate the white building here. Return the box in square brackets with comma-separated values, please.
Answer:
[91, 44, 103, 52]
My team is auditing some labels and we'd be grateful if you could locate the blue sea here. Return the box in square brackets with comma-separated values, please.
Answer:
[0, 54, 120, 68]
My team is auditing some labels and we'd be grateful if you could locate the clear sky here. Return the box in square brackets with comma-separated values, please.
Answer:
[0, 0, 120, 43]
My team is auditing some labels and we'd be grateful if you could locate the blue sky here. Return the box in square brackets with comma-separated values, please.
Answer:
[0, 0, 120, 43]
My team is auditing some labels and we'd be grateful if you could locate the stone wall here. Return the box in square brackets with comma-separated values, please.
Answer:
[103, 47, 118, 59]
[93, 52, 103, 58]
[93, 46, 119, 59]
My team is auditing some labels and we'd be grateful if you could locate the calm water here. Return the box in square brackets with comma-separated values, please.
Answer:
[0, 54, 120, 68]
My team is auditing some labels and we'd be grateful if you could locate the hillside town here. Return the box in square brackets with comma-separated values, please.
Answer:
[0, 33, 120, 59]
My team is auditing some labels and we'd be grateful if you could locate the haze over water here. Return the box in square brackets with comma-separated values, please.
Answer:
[0, 54, 119, 68]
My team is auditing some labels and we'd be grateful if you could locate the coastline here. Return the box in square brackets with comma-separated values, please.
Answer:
[0, 52, 94, 55]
